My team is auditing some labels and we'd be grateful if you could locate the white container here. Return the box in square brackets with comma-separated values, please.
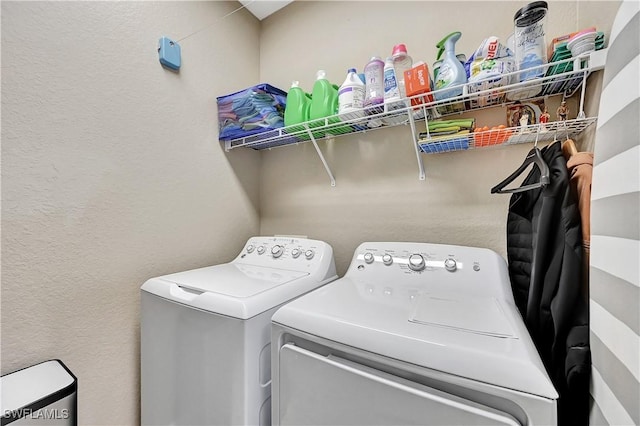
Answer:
[567, 30, 596, 56]
[383, 57, 406, 125]
[338, 68, 365, 119]
[1, 360, 77, 425]
[383, 57, 400, 102]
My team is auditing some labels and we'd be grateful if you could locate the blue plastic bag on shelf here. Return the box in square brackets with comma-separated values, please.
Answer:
[217, 83, 287, 141]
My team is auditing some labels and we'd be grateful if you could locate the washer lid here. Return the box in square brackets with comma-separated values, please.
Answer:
[141, 263, 313, 319]
[272, 277, 558, 399]
[159, 263, 307, 297]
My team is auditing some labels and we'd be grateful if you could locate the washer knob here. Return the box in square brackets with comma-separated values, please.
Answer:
[291, 248, 301, 258]
[363, 253, 375, 264]
[382, 254, 393, 265]
[304, 249, 315, 260]
[246, 245, 255, 253]
[444, 258, 457, 272]
[408, 254, 426, 271]
[271, 245, 284, 258]
[257, 246, 265, 255]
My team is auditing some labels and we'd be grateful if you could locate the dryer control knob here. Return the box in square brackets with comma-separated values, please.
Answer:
[304, 249, 315, 260]
[271, 245, 284, 258]
[246, 245, 255, 253]
[444, 258, 457, 272]
[291, 248, 301, 258]
[382, 254, 393, 265]
[363, 253, 375, 264]
[408, 254, 426, 271]
[257, 246, 266, 255]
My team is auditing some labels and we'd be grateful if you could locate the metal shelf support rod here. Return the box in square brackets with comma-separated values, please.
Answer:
[304, 124, 336, 187]
[407, 109, 426, 181]
[577, 69, 589, 119]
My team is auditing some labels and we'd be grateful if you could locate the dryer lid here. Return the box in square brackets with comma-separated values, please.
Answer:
[408, 295, 517, 338]
[272, 277, 558, 399]
[141, 263, 315, 319]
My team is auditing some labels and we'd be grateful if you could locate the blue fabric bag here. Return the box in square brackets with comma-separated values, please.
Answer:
[217, 84, 287, 141]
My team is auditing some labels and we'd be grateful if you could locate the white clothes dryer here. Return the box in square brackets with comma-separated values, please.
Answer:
[141, 236, 337, 426]
[271, 242, 558, 426]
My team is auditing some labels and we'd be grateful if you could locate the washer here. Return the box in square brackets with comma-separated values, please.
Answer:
[141, 236, 336, 426]
[271, 242, 558, 425]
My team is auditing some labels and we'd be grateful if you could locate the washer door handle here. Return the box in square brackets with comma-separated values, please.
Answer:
[168, 283, 201, 301]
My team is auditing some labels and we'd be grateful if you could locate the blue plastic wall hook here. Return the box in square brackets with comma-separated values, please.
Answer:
[158, 37, 181, 71]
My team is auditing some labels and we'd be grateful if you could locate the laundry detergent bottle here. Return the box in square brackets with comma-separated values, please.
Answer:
[310, 70, 338, 122]
[363, 56, 385, 112]
[434, 32, 468, 101]
[338, 68, 365, 119]
[284, 80, 312, 128]
[382, 57, 406, 125]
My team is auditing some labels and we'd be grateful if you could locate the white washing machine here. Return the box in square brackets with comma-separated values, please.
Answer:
[271, 242, 558, 426]
[141, 236, 337, 426]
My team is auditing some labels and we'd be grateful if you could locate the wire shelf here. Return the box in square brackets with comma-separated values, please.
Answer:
[418, 117, 597, 154]
[222, 50, 605, 152]
[220, 49, 606, 185]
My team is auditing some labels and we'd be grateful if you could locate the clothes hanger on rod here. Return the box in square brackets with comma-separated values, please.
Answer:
[491, 125, 550, 194]
[561, 120, 578, 161]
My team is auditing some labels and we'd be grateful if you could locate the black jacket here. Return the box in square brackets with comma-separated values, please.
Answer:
[506, 142, 590, 425]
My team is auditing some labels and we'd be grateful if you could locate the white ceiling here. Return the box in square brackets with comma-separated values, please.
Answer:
[239, 0, 293, 20]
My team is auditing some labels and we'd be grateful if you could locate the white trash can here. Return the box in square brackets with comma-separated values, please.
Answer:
[1, 360, 77, 426]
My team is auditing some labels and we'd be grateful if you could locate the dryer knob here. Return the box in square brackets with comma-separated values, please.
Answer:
[382, 254, 393, 265]
[363, 253, 375, 264]
[304, 249, 315, 260]
[271, 245, 284, 258]
[444, 258, 457, 272]
[257, 246, 266, 255]
[408, 254, 426, 271]
[291, 248, 301, 258]
[246, 245, 255, 253]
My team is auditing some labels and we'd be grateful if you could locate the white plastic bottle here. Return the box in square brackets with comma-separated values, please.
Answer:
[338, 68, 365, 119]
[383, 57, 400, 104]
[391, 43, 413, 98]
[383, 57, 405, 125]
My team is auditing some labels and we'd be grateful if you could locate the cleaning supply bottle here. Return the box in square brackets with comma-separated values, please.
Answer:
[434, 32, 468, 101]
[391, 43, 413, 98]
[382, 57, 405, 125]
[338, 68, 365, 119]
[309, 70, 339, 122]
[363, 56, 385, 113]
[284, 81, 312, 128]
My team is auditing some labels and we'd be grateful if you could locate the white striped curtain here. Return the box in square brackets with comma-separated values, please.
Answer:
[589, 1, 640, 424]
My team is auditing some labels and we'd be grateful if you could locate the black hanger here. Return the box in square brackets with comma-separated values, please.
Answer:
[491, 127, 550, 194]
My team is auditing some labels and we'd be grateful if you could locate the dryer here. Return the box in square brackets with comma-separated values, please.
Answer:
[271, 242, 558, 425]
[141, 236, 336, 426]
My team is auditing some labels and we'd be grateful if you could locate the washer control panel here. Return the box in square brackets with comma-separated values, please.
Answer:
[236, 236, 334, 274]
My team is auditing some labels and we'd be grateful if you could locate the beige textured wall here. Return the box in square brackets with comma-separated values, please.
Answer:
[259, 1, 619, 274]
[1, 1, 261, 424]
